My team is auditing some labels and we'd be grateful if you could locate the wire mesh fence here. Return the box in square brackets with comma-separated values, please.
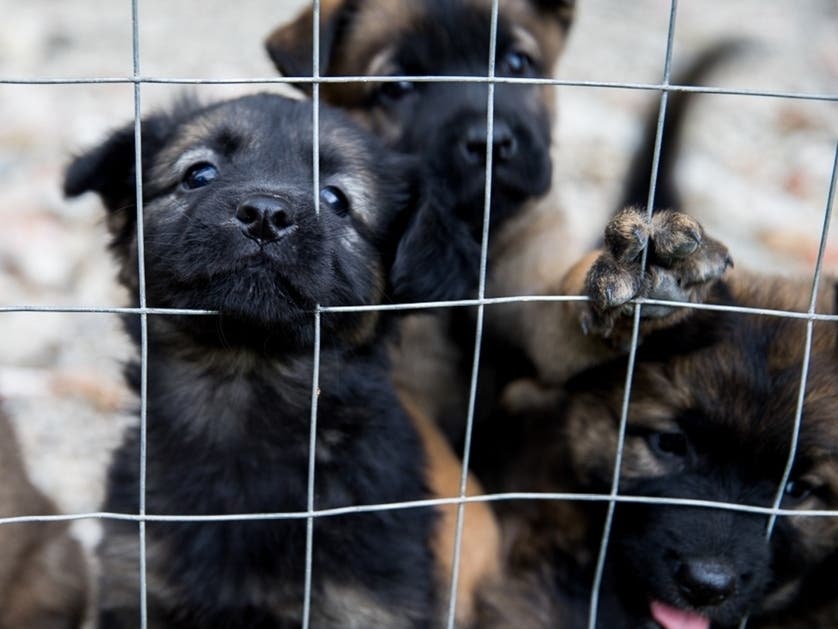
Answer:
[1, 1, 837, 628]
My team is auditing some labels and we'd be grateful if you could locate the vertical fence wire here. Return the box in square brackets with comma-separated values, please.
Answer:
[736, 143, 838, 629]
[586, 1, 679, 627]
[444, 4, 501, 626]
[302, 2, 323, 627]
[303, 307, 322, 629]
[764, 142, 837, 539]
[130, 0, 150, 627]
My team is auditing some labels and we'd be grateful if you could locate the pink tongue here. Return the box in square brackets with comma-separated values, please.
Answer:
[650, 600, 711, 629]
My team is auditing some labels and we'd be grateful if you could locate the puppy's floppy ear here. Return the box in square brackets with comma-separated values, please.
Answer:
[64, 115, 173, 209]
[64, 114, 175, 248]
[264, 0, 353, 93]
[390, 188, 481, 304]
[64, 124, 134, 211]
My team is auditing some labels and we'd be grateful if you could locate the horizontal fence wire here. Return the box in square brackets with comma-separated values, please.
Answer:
[2, 298, 837, 320]
[2, 493, 837, 527]
[0, 1, 836, 629]
[1, 75, 837, 102]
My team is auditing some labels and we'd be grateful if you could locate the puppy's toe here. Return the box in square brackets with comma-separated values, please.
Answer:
[604, 207, 650, 263]
[582, 254, 644, 338]
[585, 255, 643, 310]
[673, 236, 733, 287]
[650, 211, 703, 262]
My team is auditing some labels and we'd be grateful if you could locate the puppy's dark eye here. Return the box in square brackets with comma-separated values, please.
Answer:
[499, 50, 533, 76]
[784, 478, 820, 503]
[320, 185, 350, 217]
[378, 79, 416, 102]
[183, 163, 219, 190]
[647, 431, 689, 459]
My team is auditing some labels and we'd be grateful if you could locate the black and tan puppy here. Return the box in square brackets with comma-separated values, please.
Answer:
[266, 0, 575, 298]
[63, 92, 503, 628]
[480, 209, 838, 628]
[0, 405, 88, 629]
[266, 0, 577, 444]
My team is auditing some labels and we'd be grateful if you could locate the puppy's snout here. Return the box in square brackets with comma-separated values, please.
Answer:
[236, 195, 295, 244]
[460, 119, 517, 165]
[675, 558, 737, 607]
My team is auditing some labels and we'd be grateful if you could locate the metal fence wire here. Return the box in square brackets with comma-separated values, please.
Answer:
[1, 1, 837, 629]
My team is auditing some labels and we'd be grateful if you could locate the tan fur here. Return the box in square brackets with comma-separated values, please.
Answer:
[0, 409, 88, 629]
[399, 394, 501, 627]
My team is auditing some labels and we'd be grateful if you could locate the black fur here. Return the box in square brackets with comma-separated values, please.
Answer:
[65, 93, 438, 628]
[372, 1, 559, 454]
[380, 3, 554, 302]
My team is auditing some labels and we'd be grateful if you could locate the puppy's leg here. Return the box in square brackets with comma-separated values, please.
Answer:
[522, 208, 731, 384]
[583, 207, 732, 342]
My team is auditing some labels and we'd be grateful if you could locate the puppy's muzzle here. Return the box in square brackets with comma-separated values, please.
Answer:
[460, 118, 517, 166]
[236, 194, 296, 244]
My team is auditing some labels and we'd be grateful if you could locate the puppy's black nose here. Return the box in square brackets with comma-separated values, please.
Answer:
[676, 559, 737, 607]
[235, 195, 295, 244]
[460, 119, 517, 165]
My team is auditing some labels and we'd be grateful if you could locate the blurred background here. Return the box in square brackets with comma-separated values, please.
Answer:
[0, 0, 836, 552]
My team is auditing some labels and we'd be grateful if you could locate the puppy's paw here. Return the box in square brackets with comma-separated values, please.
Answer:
[583, 207, 732, 339]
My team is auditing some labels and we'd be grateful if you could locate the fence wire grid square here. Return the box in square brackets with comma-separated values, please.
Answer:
[1, 1, 837, 629]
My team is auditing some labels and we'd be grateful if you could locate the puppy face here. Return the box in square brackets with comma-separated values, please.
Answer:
[65, 93, 415, 351]
[565, 310, 838, 629]
[266, 0, 574, 300]
[562, 314, 838, 628]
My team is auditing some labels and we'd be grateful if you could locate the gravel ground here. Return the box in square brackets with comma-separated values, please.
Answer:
[1, 0, 836, 575]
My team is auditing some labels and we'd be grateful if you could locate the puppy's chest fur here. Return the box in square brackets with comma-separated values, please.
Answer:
[101, 343, 435, 628]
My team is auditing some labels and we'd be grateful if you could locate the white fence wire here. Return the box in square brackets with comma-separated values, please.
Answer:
[0, 1, 837, 628]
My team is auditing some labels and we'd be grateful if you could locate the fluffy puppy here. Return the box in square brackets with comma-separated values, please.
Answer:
[64, 92, 498, 628]
[480, 209, 838, 628]
[0, 405, 88, 629]
[266, 0, 574, 297]
[266, 0, 577, 445]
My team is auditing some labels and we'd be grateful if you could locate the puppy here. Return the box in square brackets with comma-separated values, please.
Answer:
[64, 92, 499, 628]
[0, 405, 88, 629]
[266, 0, 577, 447]
[481, 209, 838, 628]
